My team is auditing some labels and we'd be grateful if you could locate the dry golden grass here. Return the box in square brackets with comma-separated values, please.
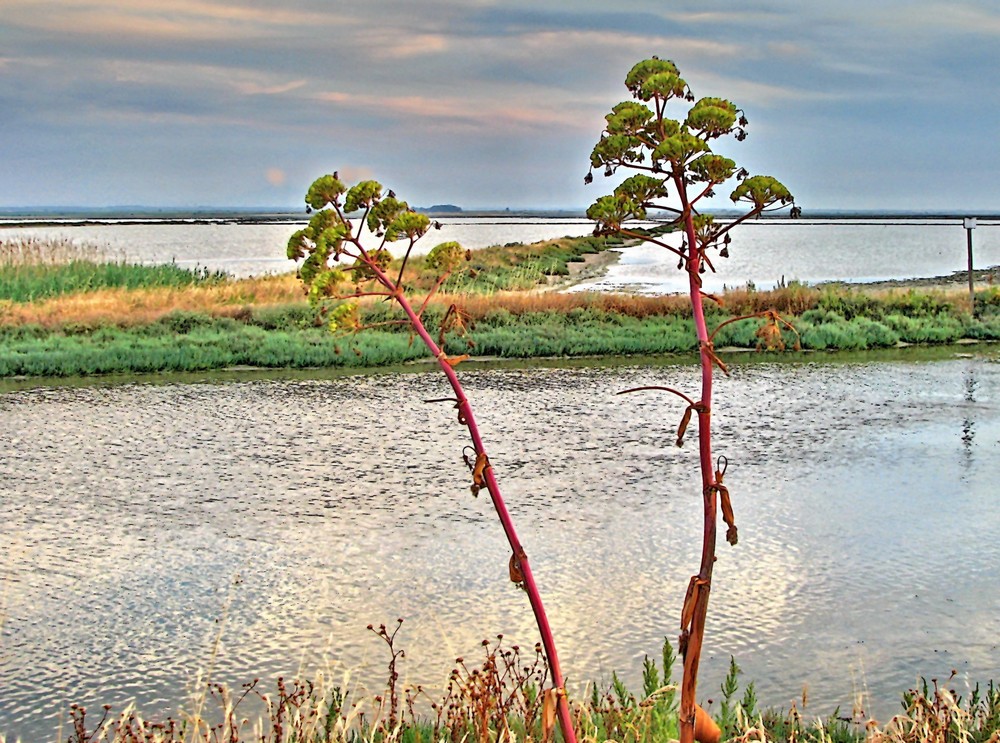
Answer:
[0, 275, 305, 328]
[447, 290, 692, 319]
[1, 265, 980, 331]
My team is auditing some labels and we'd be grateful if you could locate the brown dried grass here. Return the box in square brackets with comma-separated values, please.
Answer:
[0, 275, 305, 328]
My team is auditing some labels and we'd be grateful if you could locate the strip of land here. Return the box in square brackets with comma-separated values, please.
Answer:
[2, 234, 998, 379]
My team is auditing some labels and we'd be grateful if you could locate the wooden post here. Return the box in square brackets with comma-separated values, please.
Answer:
[964, 217, 977, 317]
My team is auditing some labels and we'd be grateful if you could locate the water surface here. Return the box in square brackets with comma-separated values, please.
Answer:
[2, 352, 999, 741]
[4, 216, 999, 287]
[573, 219, 1000, 293]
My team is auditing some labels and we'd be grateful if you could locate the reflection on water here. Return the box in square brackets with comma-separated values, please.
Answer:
[1, 355, 999, 740]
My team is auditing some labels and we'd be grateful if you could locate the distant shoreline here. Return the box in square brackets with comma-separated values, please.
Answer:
[3, 209, 1000, 227]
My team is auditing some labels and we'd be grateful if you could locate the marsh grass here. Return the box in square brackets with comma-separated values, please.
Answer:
[0, 275, 306, 328]
[3, 288, 1000, 377]
[0, 236, 230, 303]
[3, 235, 1000, 378]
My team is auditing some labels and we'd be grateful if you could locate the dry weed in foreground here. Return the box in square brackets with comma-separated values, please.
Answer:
[55, 630, 566, 743]
[868, 676, 1000, 743]
[23, 646, 1000, 743]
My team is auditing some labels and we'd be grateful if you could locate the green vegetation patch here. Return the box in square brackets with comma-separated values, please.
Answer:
[1, 235, 228, 302]
[402, 233, 632, 294]
[3, 289, 1000, 378]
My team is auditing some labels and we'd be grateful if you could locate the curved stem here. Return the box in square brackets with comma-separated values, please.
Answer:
[617, 386, 697, 408]
[366, 262, 577, 743]
[709, 310, 775, 343]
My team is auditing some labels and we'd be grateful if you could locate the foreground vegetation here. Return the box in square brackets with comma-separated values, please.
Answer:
[2, 236, 999, 378]
[29, 634, 1000, 743]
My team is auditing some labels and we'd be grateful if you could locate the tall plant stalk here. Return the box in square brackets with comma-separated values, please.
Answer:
[587, 58, 794, 743]
[287, 174, 576, 743]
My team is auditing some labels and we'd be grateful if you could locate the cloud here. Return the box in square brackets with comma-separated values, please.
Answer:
[312, 88, 585, 134]
[336, 166, 376, 184]
[3, 0, 1000, 209]
[515, 29, 740, 60]
[3, 0, 352, 40]
[356, 32, 450, 59]
[898, 2, 1000, 35]
[685, 70, 843, 107]
[235, 79, 308, 96]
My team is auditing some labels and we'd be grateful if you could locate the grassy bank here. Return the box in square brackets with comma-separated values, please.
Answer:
[3, 236, 999, 378]
[3, 287, 999, 378]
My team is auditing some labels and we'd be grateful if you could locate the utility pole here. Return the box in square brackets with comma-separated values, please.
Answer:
[964, 217, 977, 317]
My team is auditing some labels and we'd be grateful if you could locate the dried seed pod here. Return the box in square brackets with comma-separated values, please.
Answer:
[694, 704, 722, 743]
[508, 553, 524, 585]
[676, 405, 693, 447]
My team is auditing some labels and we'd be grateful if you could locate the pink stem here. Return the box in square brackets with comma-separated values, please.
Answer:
[367, 264, 577, 743]
[678, 206, 720, 743]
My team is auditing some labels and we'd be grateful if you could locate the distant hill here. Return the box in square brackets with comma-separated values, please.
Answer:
[417, 204, 462, 214]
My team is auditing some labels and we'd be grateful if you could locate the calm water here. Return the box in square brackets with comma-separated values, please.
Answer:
[0, 217, 599, 278]
[572, 219, 1000, 294]
[2, 216, 999, 287]
[2, 353, 999, 741]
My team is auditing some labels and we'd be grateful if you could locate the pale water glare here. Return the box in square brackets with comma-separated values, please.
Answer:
[572, 219, 1000, 294]
[1, 355, 999, 741]
[0, 218, 598, 278]
[3, 217, 999, 287]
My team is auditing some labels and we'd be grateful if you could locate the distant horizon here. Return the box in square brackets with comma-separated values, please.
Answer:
[2, 205, 999, 220]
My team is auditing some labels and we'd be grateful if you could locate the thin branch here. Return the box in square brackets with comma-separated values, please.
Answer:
[712, 208, 764, 240]
[356, 319, 411, 332]
[394, 238, 417, 289]
[414, 272, 453, 318]
[710, 309, 801, 351]
[617, 228, 684, 258]
[330, 290, 393, 301]
[353, 205, 374, 261]
[701, 250, 716, 274]
[643, 202, 684, 217]
[761, 202, 794, 213]
[709, 311, 772, 342]
[688, 181, 721, 207]
[617, 385, 697, 408]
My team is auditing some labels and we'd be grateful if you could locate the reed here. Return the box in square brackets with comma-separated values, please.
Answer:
[0, 236, 232, 303]
[0, 235, 108, 265]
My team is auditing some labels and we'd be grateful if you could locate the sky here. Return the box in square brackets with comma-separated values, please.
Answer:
[2, 1, 1000, 211]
